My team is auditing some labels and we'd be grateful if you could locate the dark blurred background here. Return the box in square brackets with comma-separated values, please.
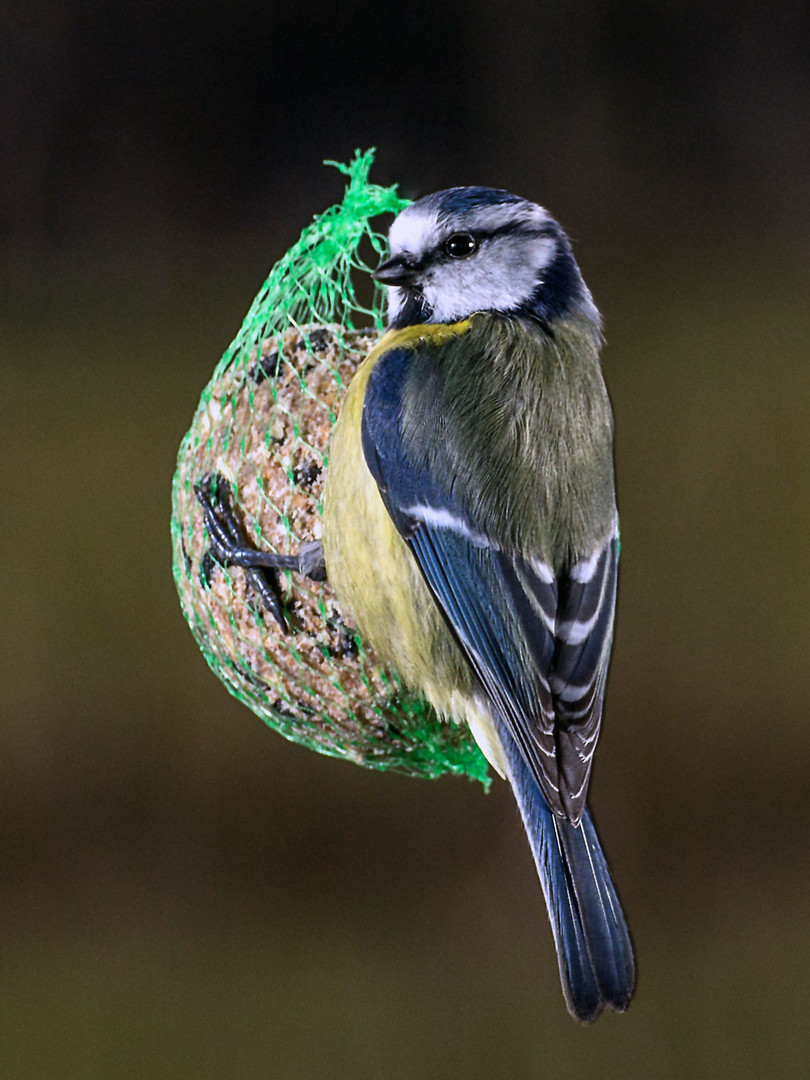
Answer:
[3, 2, 810, 1076]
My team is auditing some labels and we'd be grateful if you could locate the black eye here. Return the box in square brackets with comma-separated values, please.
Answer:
[444, 232, 478, 259]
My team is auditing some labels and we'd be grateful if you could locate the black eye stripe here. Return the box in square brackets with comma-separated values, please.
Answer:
[435, 223, 556, 262]
[478, 223, 557, 243]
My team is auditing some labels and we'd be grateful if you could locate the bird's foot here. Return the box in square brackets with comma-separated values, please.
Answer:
[194, 472, 326, 632]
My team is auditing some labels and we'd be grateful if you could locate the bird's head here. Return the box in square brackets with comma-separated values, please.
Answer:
[373, 187, 600, 332]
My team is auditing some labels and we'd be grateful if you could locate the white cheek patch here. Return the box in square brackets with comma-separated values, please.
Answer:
[424, 233, 557, 321]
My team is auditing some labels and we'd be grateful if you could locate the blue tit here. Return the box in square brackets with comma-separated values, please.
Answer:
[322, 187, 635, 1022]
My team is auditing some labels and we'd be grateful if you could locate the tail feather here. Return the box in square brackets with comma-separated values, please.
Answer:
[500, 725, 635, 1021]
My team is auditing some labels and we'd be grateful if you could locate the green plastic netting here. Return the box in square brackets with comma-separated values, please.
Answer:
[171, 149, 490, 786]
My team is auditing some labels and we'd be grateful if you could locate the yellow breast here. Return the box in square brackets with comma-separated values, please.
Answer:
[321, 322, 474, 709]
[321, 319, 509, 775]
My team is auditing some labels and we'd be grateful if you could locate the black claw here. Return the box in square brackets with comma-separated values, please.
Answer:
[194, 473, 289, 632]
[199, 549, 217, 589]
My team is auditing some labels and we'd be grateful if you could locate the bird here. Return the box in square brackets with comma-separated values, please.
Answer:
[320, 186, 636, 1022]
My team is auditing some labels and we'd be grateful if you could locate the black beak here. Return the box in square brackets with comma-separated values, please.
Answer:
[371, 254, 420, 286]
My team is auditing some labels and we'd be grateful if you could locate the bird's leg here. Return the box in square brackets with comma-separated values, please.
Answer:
[194, 473, 326, 633]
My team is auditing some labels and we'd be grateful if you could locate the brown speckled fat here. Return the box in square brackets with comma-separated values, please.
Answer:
[171, 323, 489, 781]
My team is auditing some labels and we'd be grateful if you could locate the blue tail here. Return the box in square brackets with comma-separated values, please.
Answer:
[500, 725, 636, 1021]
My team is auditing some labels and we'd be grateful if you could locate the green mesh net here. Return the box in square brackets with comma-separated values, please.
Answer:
[171, 149, 490, 786]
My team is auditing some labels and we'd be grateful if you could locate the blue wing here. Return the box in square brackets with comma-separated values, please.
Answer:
[361, 345, 617, 823]
[360, 343, 633, 1020]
